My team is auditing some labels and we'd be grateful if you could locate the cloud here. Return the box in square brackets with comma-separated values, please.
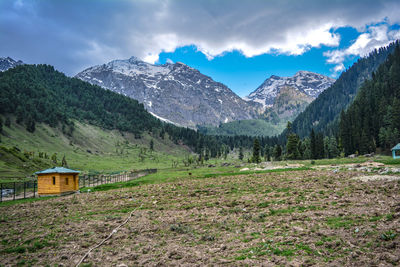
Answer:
[0, 0, 400, 75]
[324, 24, 400, 74]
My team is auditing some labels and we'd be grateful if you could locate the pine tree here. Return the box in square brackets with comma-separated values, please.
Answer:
[316, 132, 324, 159]
[239, 147, 244, 161]
[26, 116, 35, 133]
[5, 117, 11, 128]
[286, 133, 300, 159]
[273, 145, 282, 161]
[51, 153, 57, 164]
[328, 137, 339, 158]
[252, 138, 261, 163]
[61, 155, 68, 167]
[0, 117, 3, 133]
[310, 129, 317, 159]
[150, 139, 154, 151]
[264, 145, 270, 161]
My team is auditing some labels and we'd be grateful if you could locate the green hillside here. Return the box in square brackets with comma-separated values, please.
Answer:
[198, 119, 285, 137]
[289, 41, 398, 138]
[0, 117, 191, 180]
[339, 42, 400, 155]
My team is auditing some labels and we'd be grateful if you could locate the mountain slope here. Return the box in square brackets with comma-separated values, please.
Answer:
[339, 42, 400, 155]
[0, 57, 23, 72]
[244, 71, 335, 109]
[76, 57, 262, 128]
[288, 42, 398, 138]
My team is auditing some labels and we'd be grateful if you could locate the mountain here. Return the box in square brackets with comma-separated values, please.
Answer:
[0, 64, 263, 166]
[339, 42, 400, 155]
[288, 41, 398, 138]
[244, 71, 335, 109]
[76, 57, 262, 128]
[0, 57, 23, 72]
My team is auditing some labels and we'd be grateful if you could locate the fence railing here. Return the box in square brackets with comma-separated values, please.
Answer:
[0, 169, 157, 202]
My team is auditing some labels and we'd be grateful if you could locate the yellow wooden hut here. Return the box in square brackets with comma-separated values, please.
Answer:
[35, 167, 80, 196]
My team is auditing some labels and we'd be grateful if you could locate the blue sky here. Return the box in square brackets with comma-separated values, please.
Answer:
[1, 0, 400, 97]
[157, 24, 399, 97]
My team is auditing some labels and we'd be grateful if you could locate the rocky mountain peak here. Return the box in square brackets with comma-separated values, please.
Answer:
[0, 57, 24, 72]
[76, 57, 261, 128]
[244, 71, 335, 109]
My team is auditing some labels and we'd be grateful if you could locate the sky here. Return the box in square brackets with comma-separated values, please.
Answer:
[1, 0, 400, 97]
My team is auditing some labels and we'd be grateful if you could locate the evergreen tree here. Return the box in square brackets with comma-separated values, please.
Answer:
[61, 155, 68, 167]
[239, 147, 244, 161]
[264, 145, 270, 161]
[273, 145, 282, 161]
[252, 138, 261, 163]
[0, 117, 2, 133]
[310, 129, 317, 159]
[150, 139, 154, 151]
[205, 149, 210, 161]
[328, 137, 339, 158]
[286, 133, 300, 159]
[26, 116, 35, 133]
[5, 117, 11, 128]
[316, 132, 324, 159]
[51, 153, 57, 164]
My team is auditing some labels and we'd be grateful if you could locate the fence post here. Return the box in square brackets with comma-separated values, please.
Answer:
[13, 182, 16, 201]
[24, 182, 26, 199]
[33, 181, 36, 198]
[0, 183, 2, 202]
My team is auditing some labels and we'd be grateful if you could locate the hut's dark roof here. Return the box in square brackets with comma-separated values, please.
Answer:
[391, 143, 400, 151]
[35, 167, 80, 175]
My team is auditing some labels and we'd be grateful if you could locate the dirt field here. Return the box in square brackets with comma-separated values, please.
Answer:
[1, 170, 399, 266]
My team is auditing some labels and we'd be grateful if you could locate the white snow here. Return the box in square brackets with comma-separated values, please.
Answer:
[243, 71, 335, 109]
[149, 111, 177, 125]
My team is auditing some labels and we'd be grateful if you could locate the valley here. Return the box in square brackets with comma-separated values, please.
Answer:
[1, 159, 399, 266]
[0, 6, 400, 265]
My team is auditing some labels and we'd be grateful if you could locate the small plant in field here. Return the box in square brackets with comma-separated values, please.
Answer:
[380, 230, 396, 241]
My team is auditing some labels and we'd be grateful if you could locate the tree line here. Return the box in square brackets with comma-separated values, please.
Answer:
[0, 64, 281, 159]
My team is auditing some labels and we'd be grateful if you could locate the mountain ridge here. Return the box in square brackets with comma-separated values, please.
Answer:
[0, 57, 24, 72]
[76, 57, 262, 128]
[244, 71, 335, 109]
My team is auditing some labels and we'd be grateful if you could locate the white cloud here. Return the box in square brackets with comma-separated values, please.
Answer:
[324, 24, 400, 74]
[1, 0, 400, 74]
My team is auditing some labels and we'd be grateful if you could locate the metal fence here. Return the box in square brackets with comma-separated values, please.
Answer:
[0, 180, 37, 202]
[0, 169, 157, 202]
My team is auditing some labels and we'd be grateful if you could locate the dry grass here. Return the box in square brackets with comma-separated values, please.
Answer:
[1, 170, 399, 266]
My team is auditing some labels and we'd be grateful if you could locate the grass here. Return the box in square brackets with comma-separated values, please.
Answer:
[1, 168, 399, 266]
[0, 119, 192, 180]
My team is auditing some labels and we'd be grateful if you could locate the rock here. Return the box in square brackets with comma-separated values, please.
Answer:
[348, 154, 358, 158]
[240, 168, 249, 171]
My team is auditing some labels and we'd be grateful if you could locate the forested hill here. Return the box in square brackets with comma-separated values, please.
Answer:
[0, 64, 159, 135]
[288, 41, 398, 138]
[339, 42, 400, 155]
[0, 64, 278, 157]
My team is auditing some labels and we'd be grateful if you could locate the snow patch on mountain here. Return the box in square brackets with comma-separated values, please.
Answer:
[245, 71, 335, 109]
[0, 57, 24, 72]
[76, 57, 262, 127]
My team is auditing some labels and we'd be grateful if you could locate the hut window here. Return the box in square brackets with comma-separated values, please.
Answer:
[66, 177, 69, 185]
[52, 177, 56, 185]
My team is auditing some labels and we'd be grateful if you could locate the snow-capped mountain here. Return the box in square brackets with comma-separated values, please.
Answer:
[244, 71, 335, 109]
[0, 57, 24, 72]
[76, 57, 262, 128]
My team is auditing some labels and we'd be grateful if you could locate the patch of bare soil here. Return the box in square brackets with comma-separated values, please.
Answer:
[1, 170, 399, 266]
[354, 175, 400, 182]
